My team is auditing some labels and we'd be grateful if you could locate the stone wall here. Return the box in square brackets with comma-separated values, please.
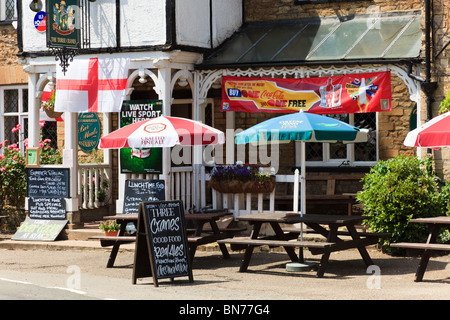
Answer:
[0, 24, 27, 84]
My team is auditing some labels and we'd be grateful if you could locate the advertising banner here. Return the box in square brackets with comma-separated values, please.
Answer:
[120, 100, 163, 174]
[221, 72, 391, 114]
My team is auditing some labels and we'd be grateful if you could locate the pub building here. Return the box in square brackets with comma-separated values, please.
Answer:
[13, 0, 449, 228]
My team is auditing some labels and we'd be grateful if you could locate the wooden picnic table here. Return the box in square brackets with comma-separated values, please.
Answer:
[390, 216, 450, 282]
[90, 211, 240, 268]
[218, 212, 389, 277]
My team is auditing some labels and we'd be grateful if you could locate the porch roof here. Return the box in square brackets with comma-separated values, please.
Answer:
[197, 11, 422, 69]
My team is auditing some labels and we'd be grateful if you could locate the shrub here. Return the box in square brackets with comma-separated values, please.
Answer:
[356, 155, 448, 254]
[0, 123, 62, 229]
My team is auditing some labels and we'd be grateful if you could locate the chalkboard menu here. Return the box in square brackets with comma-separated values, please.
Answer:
[123, 179, 165, 214]
[132, 200, 193, 287]
[12, 219, 68, 241]
[28, 197, 66, 220]
[27, 168, 70, 198]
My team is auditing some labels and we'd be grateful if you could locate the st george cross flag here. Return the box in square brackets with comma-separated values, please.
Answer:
[55, 57, 130, 113]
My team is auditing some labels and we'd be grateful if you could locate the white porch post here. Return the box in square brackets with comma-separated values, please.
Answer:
[27, 73, 40, 148]
[157, 65, 172, 200]
[63, 111, 80, 228]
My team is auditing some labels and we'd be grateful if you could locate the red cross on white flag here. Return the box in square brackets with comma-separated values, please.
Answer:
[55, 57, 130, 113]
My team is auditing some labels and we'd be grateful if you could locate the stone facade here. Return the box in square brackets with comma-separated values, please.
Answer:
[0, 24, 26, 84]
[243, 0, 450, 179]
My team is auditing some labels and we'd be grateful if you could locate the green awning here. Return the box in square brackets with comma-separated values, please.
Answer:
[199, 11, 421, 68]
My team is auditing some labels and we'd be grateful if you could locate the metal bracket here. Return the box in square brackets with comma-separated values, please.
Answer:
[50, 47, 79, 75]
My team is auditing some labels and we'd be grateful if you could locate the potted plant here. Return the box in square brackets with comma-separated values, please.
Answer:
[209, 163, 276, 194]
[41, 91, 63, 119]
[99, 220, 121, 236]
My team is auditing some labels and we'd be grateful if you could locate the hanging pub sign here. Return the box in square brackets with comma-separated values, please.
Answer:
[221, 71, 391, 115]
[78, 113, 101, 152]
[46, 0, 80, 49]
[120, 100, 163, 174]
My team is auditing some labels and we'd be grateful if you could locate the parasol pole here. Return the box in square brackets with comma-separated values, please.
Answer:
[286, 141, 316, 272]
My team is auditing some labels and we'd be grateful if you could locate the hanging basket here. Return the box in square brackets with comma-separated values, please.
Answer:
[210, 176, 275, 194]
[44, 107, 63, 119]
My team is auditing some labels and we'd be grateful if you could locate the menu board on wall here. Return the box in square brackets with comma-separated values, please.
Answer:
[26, 168, 70, 198]
[132, 200, 193, 287]
[28, 197, 66, 220]
[123, 179, 165, 214]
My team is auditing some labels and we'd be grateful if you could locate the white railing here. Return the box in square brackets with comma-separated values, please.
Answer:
[78, 163, 112, 209]
[170, 166, 193, 212]
[205, 173, 296, 218]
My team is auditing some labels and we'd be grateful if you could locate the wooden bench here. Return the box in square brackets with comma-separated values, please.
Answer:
[390, 242, 450, 252]
[89, 235, 136, 247]
[218, 238, 335, 250]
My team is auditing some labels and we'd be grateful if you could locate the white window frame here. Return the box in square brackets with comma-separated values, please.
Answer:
[0, 0, 17, 21]
[303, 113, 379, 167]
[0, 85, 29, 154]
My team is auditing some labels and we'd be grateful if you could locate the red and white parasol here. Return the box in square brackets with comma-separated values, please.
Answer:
[404, 112, 450, 148]
[99, 116, 225, 149]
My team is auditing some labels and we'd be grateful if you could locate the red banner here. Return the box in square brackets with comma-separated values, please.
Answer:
[221, 72, 391, 114]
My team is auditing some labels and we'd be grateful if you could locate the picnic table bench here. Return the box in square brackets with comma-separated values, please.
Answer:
[89, 211, 244, 267]
[390, 216, 450, 282]
[218, 212, 390, 277]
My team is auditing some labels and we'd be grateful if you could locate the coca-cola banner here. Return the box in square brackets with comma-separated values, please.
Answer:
[221, 72, 391, 114]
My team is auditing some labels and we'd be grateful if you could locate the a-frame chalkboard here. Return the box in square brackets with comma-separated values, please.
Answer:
[132, 200, 193, 287]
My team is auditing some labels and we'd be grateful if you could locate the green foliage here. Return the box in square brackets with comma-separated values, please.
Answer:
[0, 140, 27, 208]
[0, 124, 62, 210]
[357, 155, 448, 254]
[99, 220, 121, 232]
[439, 90, 450, 114]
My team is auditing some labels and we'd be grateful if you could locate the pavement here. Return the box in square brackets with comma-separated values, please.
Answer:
[1, 228, 450, 300]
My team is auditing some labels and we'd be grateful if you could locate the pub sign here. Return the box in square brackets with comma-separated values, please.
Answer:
[46, 0, 80, 48]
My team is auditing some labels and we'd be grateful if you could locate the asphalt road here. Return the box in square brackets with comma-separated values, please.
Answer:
[0, 245, 449, 302]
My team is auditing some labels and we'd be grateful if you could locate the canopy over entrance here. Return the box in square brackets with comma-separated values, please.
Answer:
[199, 11, 421, 69]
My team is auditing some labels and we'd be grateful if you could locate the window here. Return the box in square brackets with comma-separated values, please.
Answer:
[1, 87, 28, 153]
[305, 113, 377, 166]
[1, 0, 17, 21]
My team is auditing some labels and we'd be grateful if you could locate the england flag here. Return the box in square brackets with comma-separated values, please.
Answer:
[55, 57, 130, 113]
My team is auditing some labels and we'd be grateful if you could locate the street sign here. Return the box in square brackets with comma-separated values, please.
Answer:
[34, 11, 46, 32]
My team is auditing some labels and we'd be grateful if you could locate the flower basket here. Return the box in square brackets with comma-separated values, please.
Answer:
[42, 90, 63, 119]
[210, 176, 276, 194]
[242, 176, 276, 194]
[99, 220, 121, 235]
[104, 230, 119, 237]
[44, 107, 63, 119]
[209, 179, 244, 193]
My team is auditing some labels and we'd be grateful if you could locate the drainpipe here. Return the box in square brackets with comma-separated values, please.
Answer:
[422, 0, 437, 122]
[408, 0, 437, 121]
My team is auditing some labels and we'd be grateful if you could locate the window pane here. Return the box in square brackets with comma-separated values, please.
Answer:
[354, 113, 376, 161]
[4, 89, 18, 113]
[328, 114, 348, 160]
[6, 0, 15, 20]
[383, 18, 421, 58]
[4, 116, 19, 144]
[22, 89, 28, 112]
[276, 22, 339, 61]
[307, 21, 368, 60]
[306, 142, 323, 161]
[206, 25, 271, 64]
[345, 18, 410, 59]
[240, 23, 308, 63]
[41, 121, 58, 149]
